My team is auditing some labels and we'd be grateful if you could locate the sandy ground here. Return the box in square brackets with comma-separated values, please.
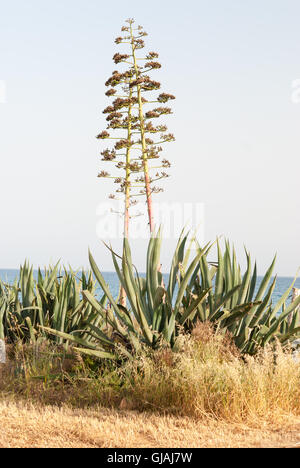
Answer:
[0, 400, 300, 448]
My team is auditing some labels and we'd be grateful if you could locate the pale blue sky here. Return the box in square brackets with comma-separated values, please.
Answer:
[0, 0, 299, 275]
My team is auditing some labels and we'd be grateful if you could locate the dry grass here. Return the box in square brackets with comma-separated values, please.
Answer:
[120, 326, 300, 422]
[1, 323, 300, 447]
[0, 400, 299, 448]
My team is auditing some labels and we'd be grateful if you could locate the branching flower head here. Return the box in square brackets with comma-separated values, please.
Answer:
[157, 93, 176, 103]
[101, 148, 116, 161]
[98, 170, 110, 178]
[97, 18, 176, 235]
[96, 131, 110, 139]
[113, 53, 130, 64]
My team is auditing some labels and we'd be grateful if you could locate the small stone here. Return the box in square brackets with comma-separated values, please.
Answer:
[0, 340, 6, 364]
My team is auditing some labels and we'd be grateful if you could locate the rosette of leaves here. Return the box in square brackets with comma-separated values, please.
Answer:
[42, 230, 212, 359]
[0, 262, 104, 346]
[185, 240, 300, 354]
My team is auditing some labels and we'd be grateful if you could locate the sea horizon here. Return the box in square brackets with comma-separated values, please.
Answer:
[1, 268, 299, 305]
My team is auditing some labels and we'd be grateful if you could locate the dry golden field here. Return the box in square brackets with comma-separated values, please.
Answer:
[1, 327, 300, 448]
[0, 400, 300, 448]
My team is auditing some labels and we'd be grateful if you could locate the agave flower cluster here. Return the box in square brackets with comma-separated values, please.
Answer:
[97, 18, 175, 236]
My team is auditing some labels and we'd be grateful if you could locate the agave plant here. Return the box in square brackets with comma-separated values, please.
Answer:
[188, 240, 300, 354]
[4, 235, 299, 360]
[42, 231, 212, 358]
[0, 261, 104, 346]
[44, 232, 300, 358]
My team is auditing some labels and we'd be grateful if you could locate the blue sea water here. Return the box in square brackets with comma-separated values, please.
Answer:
[0, 269, 299, 305]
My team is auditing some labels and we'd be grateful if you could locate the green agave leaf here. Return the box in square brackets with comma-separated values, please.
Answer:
[262, 295, 300, 345]
[248, 261, 257, 302]
[167, 229, 188, 302]
[181, 232, 196, 273]
[135, 298, 154, 346]
[209, 285, 241, 321]
[257, 324, 270, 336]
[25, 317, 36, 343]
[224, 241, 233, 297]
[174, 242, 211, 313]
[150, 230, 162, 297]
[279, 327, 300, 343]
[238, 250, 252, 304]
[231, 246, 240, 307]
[82, 290, 130, 336]
[40, 326, 101, 350]
[215, 239, 224, 298]
[290, 308, 300, 330]
[86, 323, 114, 346]
[248, 276, 277, 328]
[43, 261, 60, 292]
[268, 270, 299, 321]
[122, 240, 147, 322]
[254, 255, 276, 302]
[179, 288, 211, 325]
[19, 306, 42, 312]
[146, 235, 156, 310]
[73, 347, 116, 360]
[222, 301, 261, 327]
[88, 250, 130, 332]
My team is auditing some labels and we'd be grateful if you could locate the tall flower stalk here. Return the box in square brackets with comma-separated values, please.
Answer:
[97, 76, 134, 238]
[97, 18, 175, 235]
